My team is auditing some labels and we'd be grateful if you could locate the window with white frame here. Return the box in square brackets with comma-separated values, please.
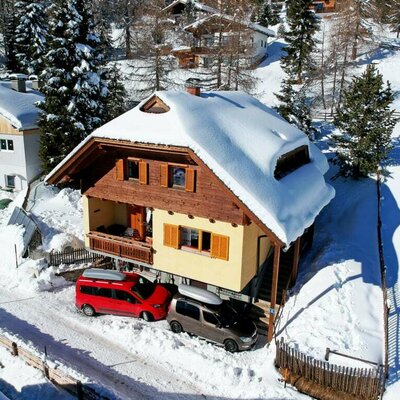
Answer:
[6, 175, 15, 188]
[0, 139, 14, 151]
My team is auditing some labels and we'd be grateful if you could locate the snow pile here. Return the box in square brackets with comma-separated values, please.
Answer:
[47, 90, 334, 246]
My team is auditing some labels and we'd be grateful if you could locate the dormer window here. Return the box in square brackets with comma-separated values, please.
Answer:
[274, 145, 310, 180]
[140, 95, 170, 114]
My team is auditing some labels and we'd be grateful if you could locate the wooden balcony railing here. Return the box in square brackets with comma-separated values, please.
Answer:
[88, 231, 153, 265]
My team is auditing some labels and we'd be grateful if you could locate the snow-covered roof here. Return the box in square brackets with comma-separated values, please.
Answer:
[47, 90, 334, 246]
[184, 14, 275, 37]
[163, 0, 217, 15]
[0, 81, 43, 130]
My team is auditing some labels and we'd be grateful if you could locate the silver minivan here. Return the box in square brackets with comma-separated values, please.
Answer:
[167, 290, 258, 352]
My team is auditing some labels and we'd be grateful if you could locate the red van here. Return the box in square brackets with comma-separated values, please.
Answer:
[76, 269, 170, 321]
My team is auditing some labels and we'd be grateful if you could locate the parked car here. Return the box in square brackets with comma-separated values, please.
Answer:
[76, 268, 170, 321]
[167, 285, 258, 352]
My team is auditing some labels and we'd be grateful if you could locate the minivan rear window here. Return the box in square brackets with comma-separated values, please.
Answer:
[176, 300, 200, 320]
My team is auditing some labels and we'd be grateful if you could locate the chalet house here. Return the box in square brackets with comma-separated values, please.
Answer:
[163, 1, 275, 69]
[0, 77, 43, 190]
[46, 86, 334, 340]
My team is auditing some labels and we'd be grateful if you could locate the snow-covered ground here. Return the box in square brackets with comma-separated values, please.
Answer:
[1, 19, 400, 400]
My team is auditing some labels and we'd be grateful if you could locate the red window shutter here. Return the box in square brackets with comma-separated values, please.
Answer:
[116, 159, 125, 181]
[160, 164, 169, 187]
[139, 161, 148, 184]
[185, 168, 196, 192]
[211, 233, 229, 261]
[164, 224, 180, 249]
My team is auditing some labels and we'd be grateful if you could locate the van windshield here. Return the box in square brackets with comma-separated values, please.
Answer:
[209, 302, 238, 327]
[131, 276, 155, 300]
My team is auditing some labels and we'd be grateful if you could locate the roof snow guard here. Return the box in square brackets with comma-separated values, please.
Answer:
[46, 90, 335, 247]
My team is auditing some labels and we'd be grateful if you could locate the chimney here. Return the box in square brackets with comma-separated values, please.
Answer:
[185, 78, 201, 96]
[10, 74, 27, 93]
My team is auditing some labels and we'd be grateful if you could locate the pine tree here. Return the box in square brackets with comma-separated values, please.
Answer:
[105, 62, 127, 121]
[3, 10, 19, 71]
[333, 65, 398, 178]
[38, 0, 108, 173]
[275, 75, 315, 138]
[387, 0, 400, 38]
[282, 0, 319, 83]
[257, 1, 280, 28]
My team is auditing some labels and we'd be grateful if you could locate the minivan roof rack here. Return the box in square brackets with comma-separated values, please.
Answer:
[82, 269, 126, 281]
[178, 284, 223, 305]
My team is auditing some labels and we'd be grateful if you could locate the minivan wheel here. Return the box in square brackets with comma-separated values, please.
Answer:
[82, 304, 95, 317]
[170, 321, 183, 334]
[141, 311, 153, 322]
[224, 339, 238, 353]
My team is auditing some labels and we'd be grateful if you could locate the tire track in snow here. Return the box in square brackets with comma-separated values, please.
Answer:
[0, 286, 206, 400]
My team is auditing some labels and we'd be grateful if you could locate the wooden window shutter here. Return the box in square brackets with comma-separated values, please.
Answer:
[139, 161, 148, 184]
[163, 224, 180, 249]
[116, 159, 125, 181]
[185, 168, 196, 192]
[160, 164, 169, 187]
[211, 233, 229, 261]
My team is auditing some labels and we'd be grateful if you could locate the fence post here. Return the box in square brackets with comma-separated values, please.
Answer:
[11, 342, 18, 356]
[76, 380, 83, 400]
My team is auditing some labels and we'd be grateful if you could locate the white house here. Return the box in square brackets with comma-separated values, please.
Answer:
[0, 78, 43, 190]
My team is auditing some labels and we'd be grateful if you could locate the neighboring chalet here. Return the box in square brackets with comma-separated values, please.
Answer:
[163, 1, 275, 69]
[46, 85, 334, 340]
[173, 14, 275, 68]
[0, 76, 43, 190]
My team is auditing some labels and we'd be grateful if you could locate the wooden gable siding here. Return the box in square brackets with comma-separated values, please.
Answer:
[81, 148, 245, 226]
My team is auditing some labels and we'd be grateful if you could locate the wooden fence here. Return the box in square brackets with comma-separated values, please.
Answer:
[275, 338, 385, 400]
[49, 248, 103, 267]
[313, 111, 400, 122]
[0, 333, 109, 400]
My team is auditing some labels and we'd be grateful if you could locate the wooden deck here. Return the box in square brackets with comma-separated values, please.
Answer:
[88, 231, 153, 265]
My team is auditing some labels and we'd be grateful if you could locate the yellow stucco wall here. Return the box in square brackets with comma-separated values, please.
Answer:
[153, 209, 247, 291]
[241, 223, 271, 289]
[83, 196, 124, 246]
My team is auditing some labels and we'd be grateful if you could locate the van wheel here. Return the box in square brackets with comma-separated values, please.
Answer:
[82, 304, 95, 317]
[170, 321, 183, 334]
[224, 339, 238, 353]
[141, 311, 153, 322]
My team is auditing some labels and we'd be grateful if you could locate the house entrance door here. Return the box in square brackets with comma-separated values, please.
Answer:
[128, 205, 146, 240]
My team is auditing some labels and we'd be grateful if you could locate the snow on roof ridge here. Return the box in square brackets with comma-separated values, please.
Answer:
[163, 0, 218, 15]
[184, 14, 275, 37]
[47, 89, 334, 246]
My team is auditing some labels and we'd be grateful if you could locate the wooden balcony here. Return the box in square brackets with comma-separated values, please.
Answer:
[88, 231, 153, 265]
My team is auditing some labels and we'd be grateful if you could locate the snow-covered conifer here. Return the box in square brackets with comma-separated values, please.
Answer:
[14, 0, 48, 75]
[38, 0, 108, 173]
[105, 62, 127, 121]
[333, 65, 398, 177]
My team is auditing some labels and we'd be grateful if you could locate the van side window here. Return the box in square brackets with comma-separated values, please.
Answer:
[203, 311, 219, 325]
[97, 288, 112, 298]
[114, 289, 137, 303]
[176, 300, 200, 320]
[80, 286, 94, 295]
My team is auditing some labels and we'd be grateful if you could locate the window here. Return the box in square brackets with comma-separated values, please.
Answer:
[160, 164, 196, 192]
[181, 227, 199, 249]
[274, 145, 310, 180]
[114, 289, 137, 303]
[6, 175, 15, 188]
[0, 139, 14, 151]
[97, 288, 112, 298]
[116, 159, 148, 184]
[163, 223, 229, 260]
[176, 300, 200, 320]
[80, 285, 95, 295]
[260, 40, 263, 47]
[127, 160, 139, 180]
[203, 311, 219, 325]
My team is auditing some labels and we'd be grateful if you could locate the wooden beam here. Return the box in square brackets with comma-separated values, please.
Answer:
[291, 237, 301, 285]
[268, 243, 281, 343]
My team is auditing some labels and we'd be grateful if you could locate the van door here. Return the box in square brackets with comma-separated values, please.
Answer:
[113, 289, 142, 317]
[201, 310, 225, 345]
[175, 300, 201, 334]
[95, 287, 116, 314]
